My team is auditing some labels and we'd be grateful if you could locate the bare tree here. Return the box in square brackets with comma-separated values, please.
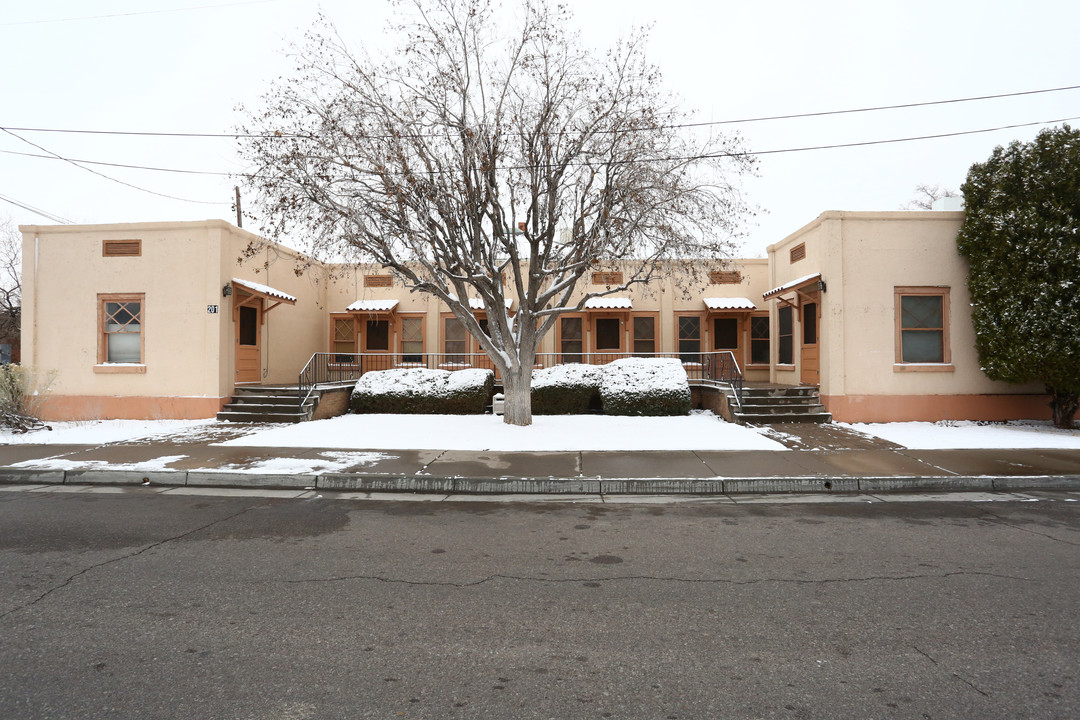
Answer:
[902, 183, 960, 210]
[238, 0, 754, 425]
[0, 218, 20, 348]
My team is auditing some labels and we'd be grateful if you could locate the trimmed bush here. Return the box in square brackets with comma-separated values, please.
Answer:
[531, 363, 603, 415]
[599, 358, 691, 416]
[350, 367, 494, 414]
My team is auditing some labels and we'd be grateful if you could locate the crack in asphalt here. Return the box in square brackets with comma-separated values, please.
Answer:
[0, 504, 262, 621]
[978, 510, 1080, 546]
[914, 645, 990, 698]
[281, 569, 1031, 589]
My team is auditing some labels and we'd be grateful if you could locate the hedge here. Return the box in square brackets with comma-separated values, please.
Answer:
[350, 367, 494, 415]
[531, 363, 603, 415]
[599, 358, 691, 416]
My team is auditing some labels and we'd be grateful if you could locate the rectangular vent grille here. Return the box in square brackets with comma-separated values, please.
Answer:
[103, 239, 141, 257]
[790, 243, 806, 263]
[364, 275, 393, 288]
[591, 271, 623, 285]
[709, 270, 742, 284]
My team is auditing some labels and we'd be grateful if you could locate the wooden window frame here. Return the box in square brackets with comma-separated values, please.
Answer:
[894, 286, 953, 370]
[630, 312, 658, 356]
[556, 313, 586, 363]
[790, 243, 806, 263]
[777, 305, 794, 366]
[96, 292, 146, 372]
[676, 313, 704, 363]
[748, 313, 770, 367]
[331, 316, 358, 358]
[398, 314, 426, 363]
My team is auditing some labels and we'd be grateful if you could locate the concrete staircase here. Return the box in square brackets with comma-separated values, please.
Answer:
[216, 386, 315, 423]
[727, 386, 832, 425]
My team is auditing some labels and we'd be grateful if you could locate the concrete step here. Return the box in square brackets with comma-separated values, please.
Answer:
[737, 403, 827, 415]
[740, 387, 819, 398]
[734, 411, 833, 425]
[220, 401, 312, 414]
[216, 410, 307, 423]
[228, 395, 303, 406]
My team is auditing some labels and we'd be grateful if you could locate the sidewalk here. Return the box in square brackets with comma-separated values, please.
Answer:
[1, 422, 1078, 495]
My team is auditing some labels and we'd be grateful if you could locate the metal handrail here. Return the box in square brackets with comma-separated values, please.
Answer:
[298, 350, 744, 410]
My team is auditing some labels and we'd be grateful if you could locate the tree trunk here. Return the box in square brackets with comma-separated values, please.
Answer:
[1049, 388, 1079, 429]
[501, 364, 533, 426]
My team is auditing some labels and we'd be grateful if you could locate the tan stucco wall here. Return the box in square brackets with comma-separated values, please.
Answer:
[765, 211, 1044, 413]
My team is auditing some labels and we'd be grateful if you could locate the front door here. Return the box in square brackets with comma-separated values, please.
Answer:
[800, 298, 819, 385]
[712, 315, 743, 368]
[593, 315, 624, 359]
[236, 299, 262, 383]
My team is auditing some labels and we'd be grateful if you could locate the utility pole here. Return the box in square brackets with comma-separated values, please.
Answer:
[233, 186, 243, 228]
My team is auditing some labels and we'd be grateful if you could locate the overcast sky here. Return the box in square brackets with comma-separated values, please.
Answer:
[2, 0, 1078, 258]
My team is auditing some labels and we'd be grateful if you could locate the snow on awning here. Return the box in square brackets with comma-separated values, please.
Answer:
[704, 297, 757, 311]
[231, 278, 296, 306]
[468, 297, 513, 311]
[584, 297, 632, 310]
[346, 299, 399, 313]
[762, 273, 822, 300]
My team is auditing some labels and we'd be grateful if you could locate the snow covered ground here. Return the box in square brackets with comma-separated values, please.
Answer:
[1, 416, 1078, 452]
[846, 420, 1080, 450]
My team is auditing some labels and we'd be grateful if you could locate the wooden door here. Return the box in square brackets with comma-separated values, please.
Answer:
[800, 299, 819, 385]
[235, 300, 262, 383]
[712, 315, 743, 368]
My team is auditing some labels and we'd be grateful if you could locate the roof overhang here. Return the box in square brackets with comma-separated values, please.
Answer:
[704, 297, 757, 311]
[584, 297, 632, 310]
[231, 277, 296, 315]
[762, 273, 824, 308]
[346, 299, 399, 314]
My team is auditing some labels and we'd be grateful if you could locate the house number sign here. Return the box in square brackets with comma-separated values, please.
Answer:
[207, 305, 219, 314]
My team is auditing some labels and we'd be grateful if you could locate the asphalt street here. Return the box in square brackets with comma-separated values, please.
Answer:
[0, 489, 1077, 719]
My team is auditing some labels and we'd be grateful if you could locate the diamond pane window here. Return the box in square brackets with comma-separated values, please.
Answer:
[104, 300, 142, 363]
[899, 292, 946, 363]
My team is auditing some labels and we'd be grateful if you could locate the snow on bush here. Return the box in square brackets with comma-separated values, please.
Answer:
[531, 363, 603, 414]
[350, 367, 494, 414]
[599, 358, 691, 416]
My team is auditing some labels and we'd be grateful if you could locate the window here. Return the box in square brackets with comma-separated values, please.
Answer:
[678, 315, 701, 362]
[444, 317, 468, 363]
[594, 317, 621, 352]
[333, 318, 355, 359]
[632, 316, 655, 355]
[400, 316, 423, 362]
[896, 287, 950, 365]
[98, 293, 144, 369]
[802, 302, 817, 345]
[560, 316, 583, 363]
[790, 243, 806, 263]
[712, 317, 739, 350]
[750, 315, 770, 364]
[777, 306, 793, 364]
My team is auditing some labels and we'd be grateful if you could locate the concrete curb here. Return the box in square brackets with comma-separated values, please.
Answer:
[1, 468, 1079, 495]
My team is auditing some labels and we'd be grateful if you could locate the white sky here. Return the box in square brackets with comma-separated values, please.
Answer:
[2, 0, 1078, 258]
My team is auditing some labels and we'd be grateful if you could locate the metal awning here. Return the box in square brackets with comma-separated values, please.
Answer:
[703, 297, 756, 311]
[762, 273, 822, 300]
[231, 277, 296, 314]
[346, 299, 399, 313]
[584, 297, 632, 310]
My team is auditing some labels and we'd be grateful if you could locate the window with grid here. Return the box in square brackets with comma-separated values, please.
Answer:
[333, 318, 355, 360]
[750, 315, 770, 364]
[444, 317, 468, 363]
[101, 295, 143, 363]
[678, 316, 701, 362]
[897, 289, 948, 363]
[632, 316, 655, 355]
[560, 317, 583, 363]
[401, 317, 423, 362]
[777, 306, 793, 364]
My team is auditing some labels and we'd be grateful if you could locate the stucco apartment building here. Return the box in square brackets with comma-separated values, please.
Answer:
[19, 211, 1048, 423]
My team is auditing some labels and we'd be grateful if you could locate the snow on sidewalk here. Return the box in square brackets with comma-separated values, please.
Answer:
[844, 420, 1080, 450]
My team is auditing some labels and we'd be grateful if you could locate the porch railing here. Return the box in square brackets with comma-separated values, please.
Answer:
[299, 350, 743, 412]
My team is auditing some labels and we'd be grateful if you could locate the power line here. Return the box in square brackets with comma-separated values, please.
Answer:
[0, 192, 74, 224]
[0, 0, 280, 27]
[4, 115, 1078, 177]
[0, 128, 228, 205]
[2, 83, 1078, 139]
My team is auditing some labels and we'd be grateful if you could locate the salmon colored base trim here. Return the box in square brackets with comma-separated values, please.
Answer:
[821, 393, 1051, 423]
[38, 396, 228, 421]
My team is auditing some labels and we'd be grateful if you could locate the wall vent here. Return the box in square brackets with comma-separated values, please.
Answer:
[102, 239, 141, 257]
[364, 274, 393, 288]
[709, 270, 742, 284]
[790, 243, 806, 263]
